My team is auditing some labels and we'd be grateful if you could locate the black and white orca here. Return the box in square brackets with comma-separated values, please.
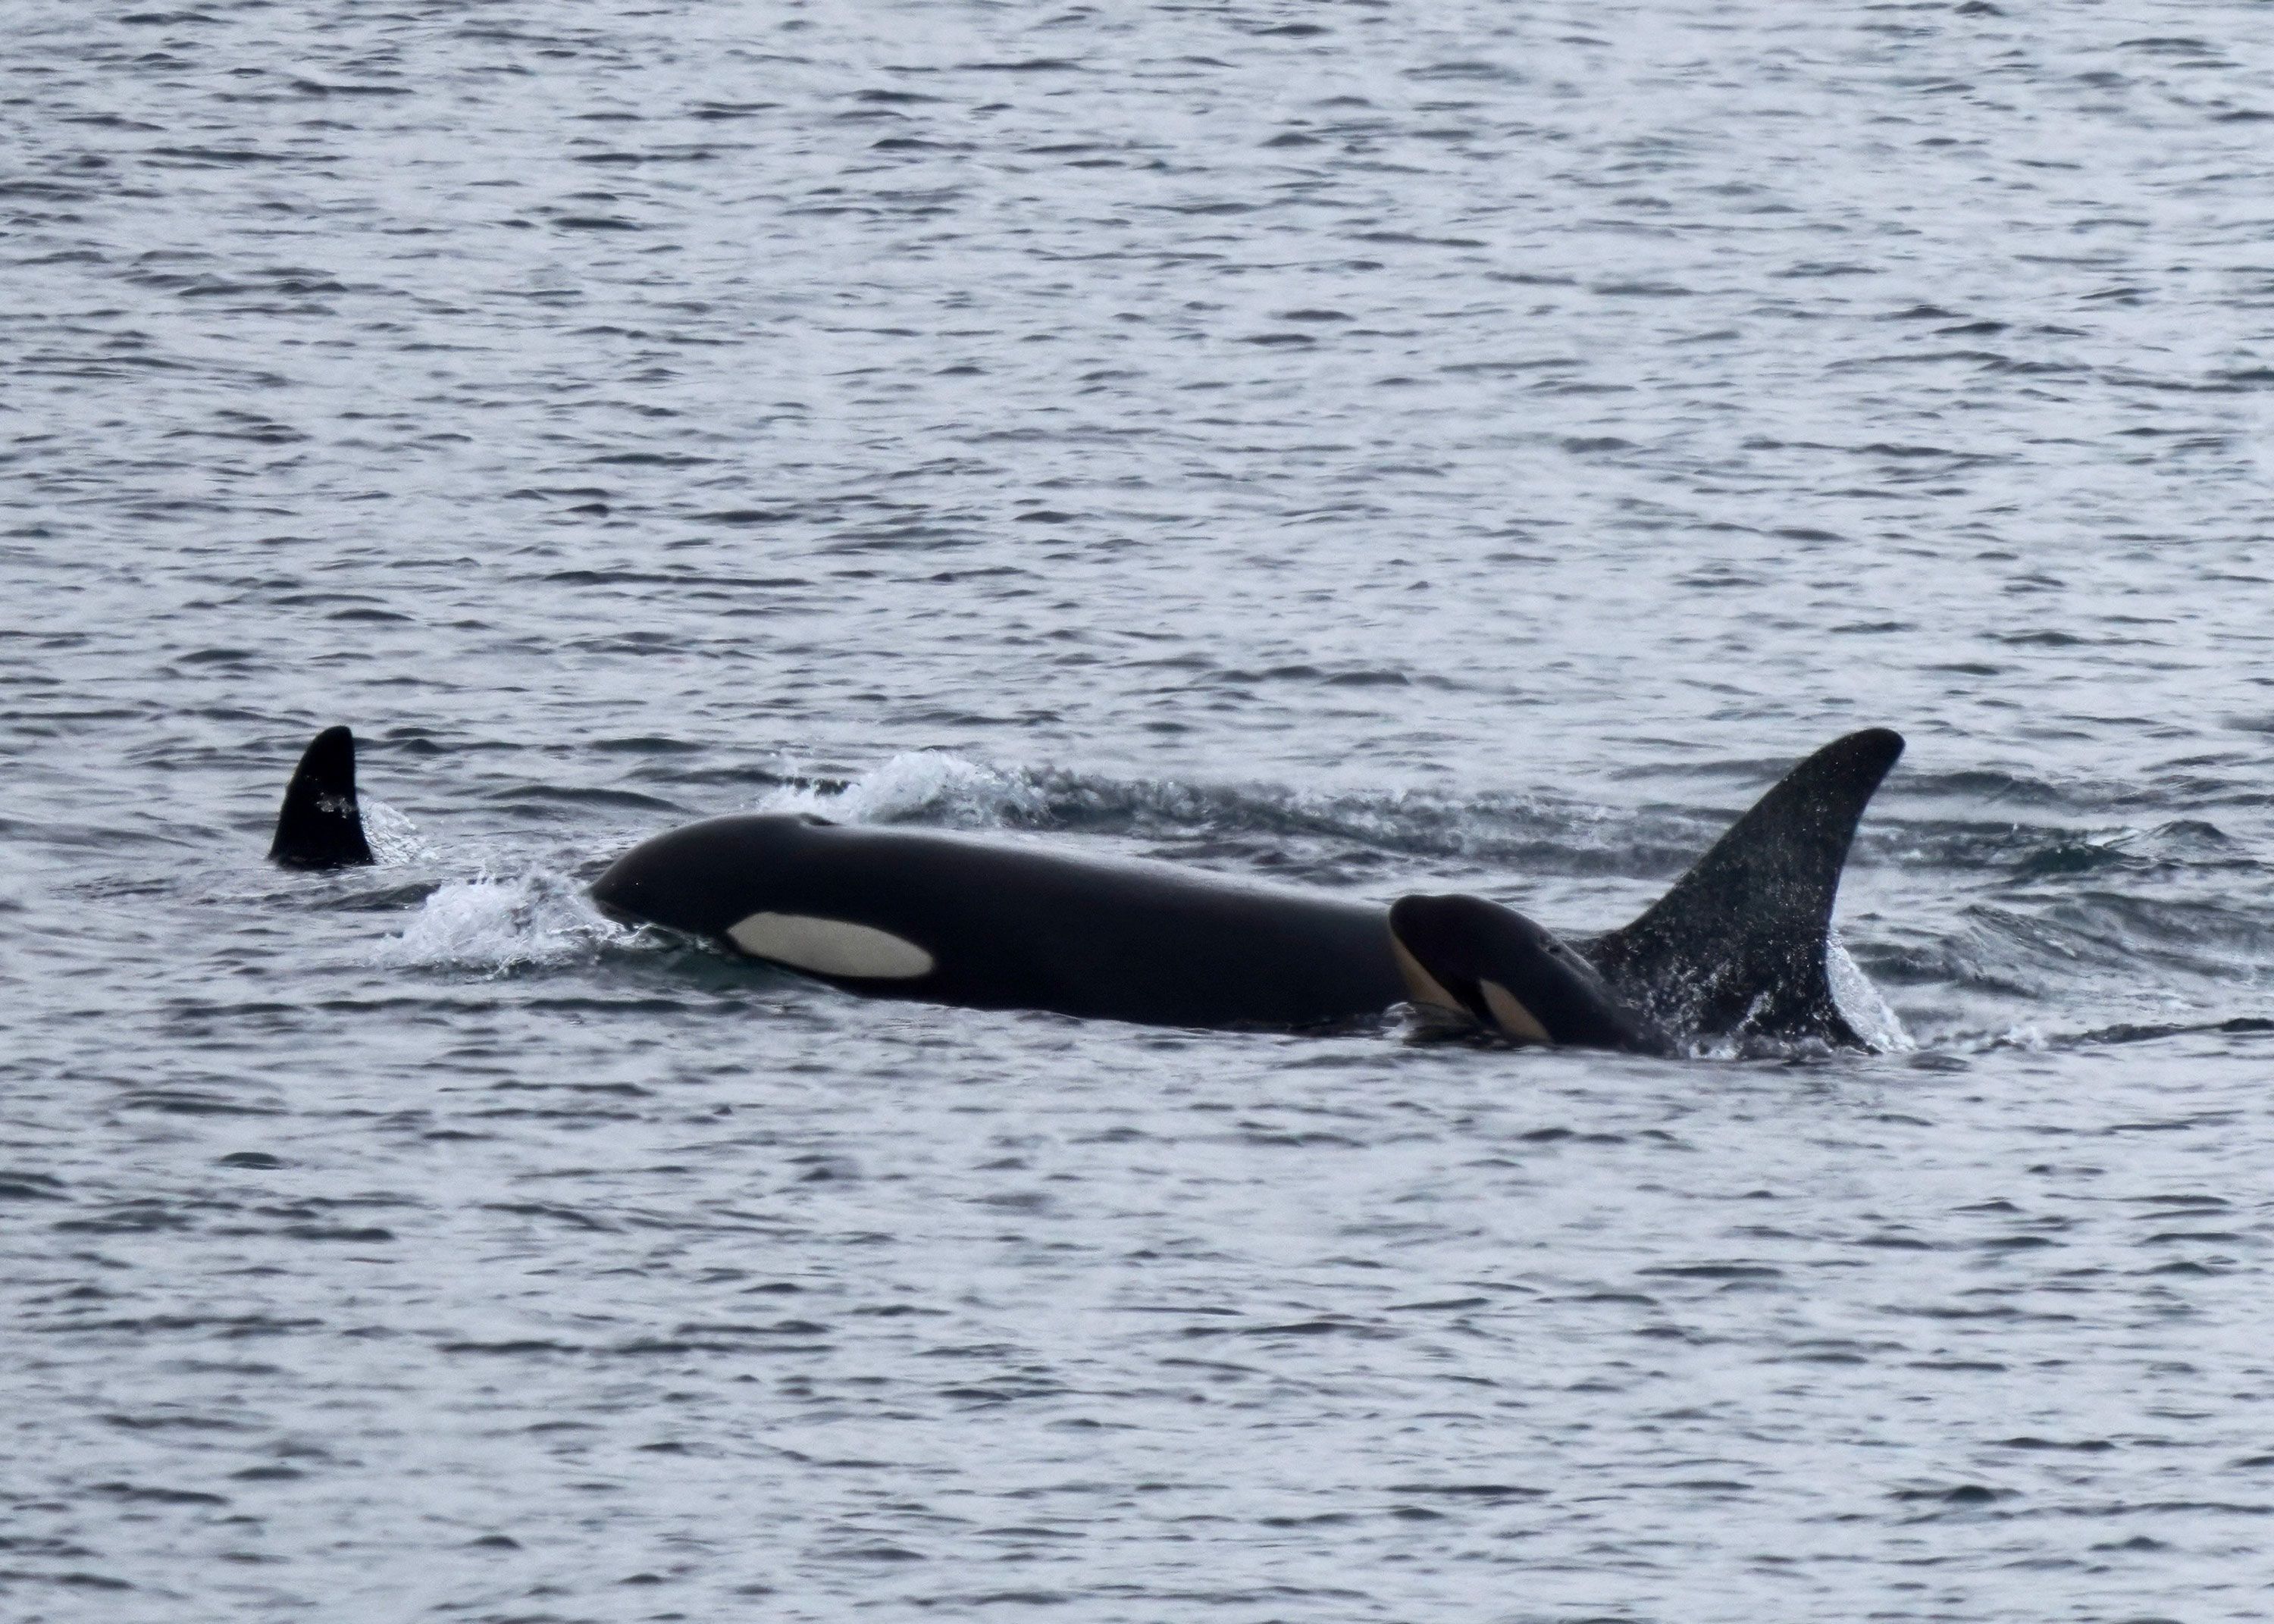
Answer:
[268, 724, 1904, 1053]
[269, 725, 374, 869]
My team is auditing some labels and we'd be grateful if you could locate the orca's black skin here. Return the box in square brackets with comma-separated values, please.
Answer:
[1587, 725, 1903, 1048]
[269, 725, 374, 869]
[272, 723, 1904, 1050]
[588, 815, 1406, 1029]
[1388, 893, 1671, 1054]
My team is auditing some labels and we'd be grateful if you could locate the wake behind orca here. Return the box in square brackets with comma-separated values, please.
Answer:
[268, 725, 1905, 1053]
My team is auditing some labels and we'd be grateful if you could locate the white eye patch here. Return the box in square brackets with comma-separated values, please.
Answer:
[1480, 980, 1551, 1044]
[726, 913, 935, 980]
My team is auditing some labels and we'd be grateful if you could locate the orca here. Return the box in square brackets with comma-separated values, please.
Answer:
[589, 812, 1408, 1030]
[270, 724, 374, 870]
[1389, 893, 1674, 1054]
[268, 724, 1903, 1053]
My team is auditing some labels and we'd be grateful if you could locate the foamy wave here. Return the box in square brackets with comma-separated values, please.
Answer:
[757, 750, 1050, 826]
[374, 871, 630, 973]
[750, 751, 1593, 868]
[360, 799, 433, 865]
[1927, 1024, 2053, 1055]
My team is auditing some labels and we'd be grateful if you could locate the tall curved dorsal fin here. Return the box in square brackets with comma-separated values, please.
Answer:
[269, 724, 375, 869]
[1588, 728, 1903, 1045]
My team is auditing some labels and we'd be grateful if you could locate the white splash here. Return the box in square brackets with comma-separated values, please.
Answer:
[756, 749, 1048, 826]
[374, 871, 630, 974]
[1828, 931, 1913, 1053]
[360, 798, 433, 865]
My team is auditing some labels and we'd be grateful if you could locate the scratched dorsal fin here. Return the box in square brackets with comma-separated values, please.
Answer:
[269, 724, 375, 869]
[1588, 728, 1903, 1045]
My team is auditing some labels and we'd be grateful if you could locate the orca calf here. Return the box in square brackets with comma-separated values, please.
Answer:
[270, 725, 1903, 1053]
[1389, 893, 1674, 1054]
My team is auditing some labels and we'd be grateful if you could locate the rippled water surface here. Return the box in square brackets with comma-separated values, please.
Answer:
[8, 2, 2274, 1618]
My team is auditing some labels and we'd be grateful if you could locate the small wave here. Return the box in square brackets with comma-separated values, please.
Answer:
[1933, 1025, 2054, 1056]
[1965, 893, 2274, 984]
[374, 871, 631, 974]
[1876, 816, 2258, 884]
[2079, 1015, 2274, 1047]
[1925, 1016, 2274, 1056]
[756, 750, 1051, 825]
[751, 751, 1675, 874]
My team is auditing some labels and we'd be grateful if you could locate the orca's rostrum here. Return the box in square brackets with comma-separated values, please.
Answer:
[269, 724, 1905, 1053]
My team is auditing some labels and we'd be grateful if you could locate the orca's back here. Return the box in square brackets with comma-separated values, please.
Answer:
[591, 816, 1406, 1029]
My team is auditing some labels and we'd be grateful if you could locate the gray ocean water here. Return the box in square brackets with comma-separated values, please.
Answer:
[7, 2, 2274, 1618]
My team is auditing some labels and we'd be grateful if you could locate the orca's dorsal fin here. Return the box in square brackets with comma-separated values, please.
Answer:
[269, 724, 375, 869]
[1587, 728, 1903, 1046]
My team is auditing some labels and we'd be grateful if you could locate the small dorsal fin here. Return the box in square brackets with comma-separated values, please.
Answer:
[1389, 893, 1668, 1053]
[269, 724, 375, 869]
[1588, 728, 1903, 1045]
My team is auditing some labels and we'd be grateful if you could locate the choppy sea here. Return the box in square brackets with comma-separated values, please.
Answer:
[6, 2, 2274, 1618]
